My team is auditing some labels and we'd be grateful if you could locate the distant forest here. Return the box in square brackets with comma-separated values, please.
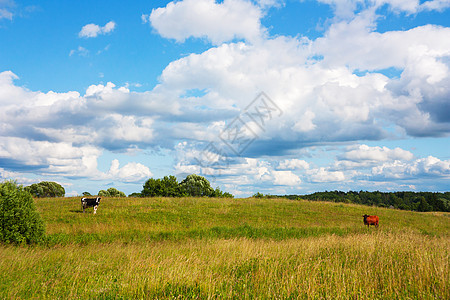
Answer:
[275, 191, 450, 212]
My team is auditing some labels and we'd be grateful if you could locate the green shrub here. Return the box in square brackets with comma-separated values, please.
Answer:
[0, 181, 45, 244]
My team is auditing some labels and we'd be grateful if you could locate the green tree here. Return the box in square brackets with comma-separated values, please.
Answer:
[98, 188, 126, 197]
[161, 175, 181, 197]
[98, 189, 109, 197]
[141, 178, 163, 197]
[212, 187, 234, 198]
[141, 176, 181, 197]
[24, 181, 65, 198]
[107, 187, 126, 197]
[179, 174, 214, 197]
[253, 192, 265, 198]
[0, 181, 45, 244]
[417, 197, 432, 212]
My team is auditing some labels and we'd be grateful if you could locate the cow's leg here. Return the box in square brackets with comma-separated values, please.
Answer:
[93, 205, 97, 214]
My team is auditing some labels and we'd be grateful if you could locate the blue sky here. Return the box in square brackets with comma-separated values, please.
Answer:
[0, 0, 449, 197]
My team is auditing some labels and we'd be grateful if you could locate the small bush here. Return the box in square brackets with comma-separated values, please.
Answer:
[0, 181, 45, 244]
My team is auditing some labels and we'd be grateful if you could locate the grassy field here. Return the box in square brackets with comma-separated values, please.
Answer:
[1, 197, 449, 299]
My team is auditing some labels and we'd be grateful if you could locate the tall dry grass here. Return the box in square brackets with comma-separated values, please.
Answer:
[1, 232, 448, 299]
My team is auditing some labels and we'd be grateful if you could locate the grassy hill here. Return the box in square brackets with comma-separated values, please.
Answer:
[1, 197, 449, 298]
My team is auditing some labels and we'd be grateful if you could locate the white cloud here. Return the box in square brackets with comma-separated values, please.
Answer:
[69, 46, 89, 57]
[0, 167, 35, 185]
[0, 0, 14, 20]
[313, 14, 450, 71]
[372, 156, 450, 179]
[141, 13, 149, 24]
[419, 0, 450, 12]
[149, 0, 264, 45]
[105, 159, 153, 183]
[278, 159, 310, 170]
[308, 167, 346, 182]
[79, 21, 116, 38]
[256, 0, 285, 9]
[0, 137, 101, 176]
[0, 8, 12, 20]
[273, 170, 301, 186]
[340, 144, 414, 162]
[317, 0, 450, 18]
[1, 0, 450, 193]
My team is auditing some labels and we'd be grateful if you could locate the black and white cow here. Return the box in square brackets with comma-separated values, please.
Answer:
[81, 197, 101, 214]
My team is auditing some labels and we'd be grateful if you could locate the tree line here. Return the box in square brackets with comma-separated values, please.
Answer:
[269, 191, 450, 212]
[23, 174, 233, 199]
[19, 180, 450, 212]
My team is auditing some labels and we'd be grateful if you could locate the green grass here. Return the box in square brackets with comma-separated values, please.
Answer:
[1, 197, 449, 298]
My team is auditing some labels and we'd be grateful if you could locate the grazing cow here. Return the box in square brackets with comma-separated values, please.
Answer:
[363, 214, 379, 227]
[81, 197, 101, 214]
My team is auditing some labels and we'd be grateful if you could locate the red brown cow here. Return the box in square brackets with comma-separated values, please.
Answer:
[363, 214, 379, 227]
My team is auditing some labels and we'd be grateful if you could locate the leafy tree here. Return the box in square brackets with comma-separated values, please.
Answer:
[98, 188, 126, 197]
[24, 181, 65, 198]
[82, 192, 92, 196]
[0, 181, 45, 244]
[417, 197, 432, 212]
[107, 187, 126, 197]
[212, 187, 234, 198]
[179, 174, 214, 197]
[98, 190, 109, 197]
[141, 178, 164, 197]
[141, 175, 233, 198]
[142, 176, 181, 197]
[161, 175, 181, 197]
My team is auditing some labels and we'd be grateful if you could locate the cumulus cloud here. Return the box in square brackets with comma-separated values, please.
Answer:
[105, 159, 153, 183]
[0, 72, 158, 182]
[317, 0, 450, 18]
[79, 21, 116, 38]
[0, 137, 101, 176]
[2, 0, 449, 193]
[339, 144, 414, 163]
[372, 156, 450, 179]
[273, 170, 301, 185]
[148, 0, 264, 45]
[277, 159, 310, 170]
[308, 167, 346, 183]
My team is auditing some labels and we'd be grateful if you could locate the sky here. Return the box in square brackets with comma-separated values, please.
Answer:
[0, 0, 449, 197]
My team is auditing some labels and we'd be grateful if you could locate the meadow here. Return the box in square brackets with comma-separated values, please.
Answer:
[1, 197, 449, 299]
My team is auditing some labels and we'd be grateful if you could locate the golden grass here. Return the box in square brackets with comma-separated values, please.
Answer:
[1, 232, 448, 299]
